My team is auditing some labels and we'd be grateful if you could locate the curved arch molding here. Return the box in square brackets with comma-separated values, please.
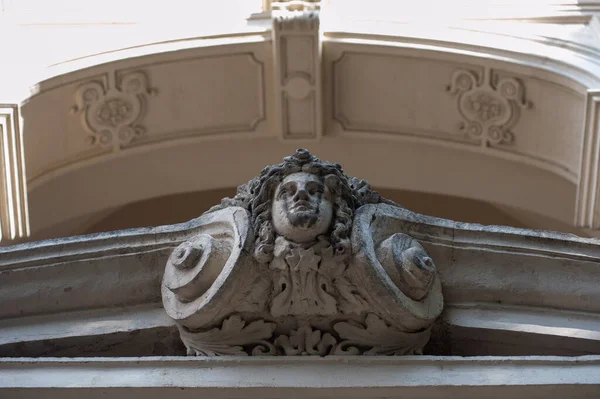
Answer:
[16, 12, 600, 236]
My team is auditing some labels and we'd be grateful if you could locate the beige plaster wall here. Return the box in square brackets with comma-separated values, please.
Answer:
[83, 188, 530, 235]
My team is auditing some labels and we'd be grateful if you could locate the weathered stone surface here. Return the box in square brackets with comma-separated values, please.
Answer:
[162, 149, 444, 356]
[2, 154, 600, 358]
[3, 356, 600, 398]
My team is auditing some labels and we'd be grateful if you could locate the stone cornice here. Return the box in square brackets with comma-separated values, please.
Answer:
[1, 198, 599, 356]
[2, 204, 599, 310]
[1, 356, 599, 398]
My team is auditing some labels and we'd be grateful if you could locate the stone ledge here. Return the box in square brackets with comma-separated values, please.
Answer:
[0, 356, 599, 398]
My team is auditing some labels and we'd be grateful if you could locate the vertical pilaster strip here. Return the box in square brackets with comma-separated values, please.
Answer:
[0, 104, 29, 242]
[272, 7, 322, 140]
[575, 91, 600, 229]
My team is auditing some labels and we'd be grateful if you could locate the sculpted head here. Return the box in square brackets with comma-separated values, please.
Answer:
[206, 149, 384, 264]
[272, 172, 334, 243]
[250, 149, 354, 263]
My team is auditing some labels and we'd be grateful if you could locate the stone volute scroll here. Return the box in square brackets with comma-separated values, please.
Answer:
[162, 150, 443, 356]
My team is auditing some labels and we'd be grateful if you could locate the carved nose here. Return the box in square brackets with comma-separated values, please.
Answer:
[293, 188, 309, 202]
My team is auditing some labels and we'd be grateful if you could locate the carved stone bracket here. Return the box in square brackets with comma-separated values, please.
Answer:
[162, 150, 443, 357]
[272, 8, 322, 139]
[71, 71, 157, 151]
[447, 69, 531, 147]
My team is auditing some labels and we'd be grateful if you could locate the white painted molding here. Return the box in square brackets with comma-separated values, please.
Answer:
[273, 9, 322, 139]
[576, 90, 600, 229]
[0, 104, 29, 242]
[1, 356, 599, 398]
[588, 15, 600, 44]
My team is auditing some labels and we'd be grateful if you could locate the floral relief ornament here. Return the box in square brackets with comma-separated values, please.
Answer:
[180, 313, 430, 356]
[71, 71, 157, 150]
[180, 315, 277, 356]
[447, 69, 531, 146]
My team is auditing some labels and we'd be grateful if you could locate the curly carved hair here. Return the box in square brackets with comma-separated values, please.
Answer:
[206, 149, 388, 264]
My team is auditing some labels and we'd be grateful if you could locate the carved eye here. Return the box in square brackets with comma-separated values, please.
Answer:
[306, 181, 323, 196]
[280, 182, 297, 197]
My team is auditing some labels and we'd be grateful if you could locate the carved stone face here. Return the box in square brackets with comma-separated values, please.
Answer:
[272, 172, 333, 243]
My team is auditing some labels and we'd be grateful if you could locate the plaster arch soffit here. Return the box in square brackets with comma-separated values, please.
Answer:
[13, 7, 600, 238]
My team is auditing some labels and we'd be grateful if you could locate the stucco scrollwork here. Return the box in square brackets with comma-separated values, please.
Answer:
[162, 149, 443, 356]
[447, 69, 531, 146]
[71, 71, 157, 150]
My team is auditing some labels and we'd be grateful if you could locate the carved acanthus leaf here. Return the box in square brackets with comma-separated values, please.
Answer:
[333, 313, 431, 355]
[335, 275, 370, 315]
[178, 312, 432, 357]
[180, 315, 277, 356]
[275, 325, 337, 356]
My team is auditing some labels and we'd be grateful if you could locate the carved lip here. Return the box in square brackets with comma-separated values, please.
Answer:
[291, 201, 313, 211]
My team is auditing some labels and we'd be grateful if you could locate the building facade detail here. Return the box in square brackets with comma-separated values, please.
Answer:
[4, 2, 600, 395]
[162, 149, 443, 356]
[71, 71, 157, 150]
[447, 69, 530, 147]
[0, 105, 29, 243]
[272, 7, 322, 139]
[576, 91, 600, 229]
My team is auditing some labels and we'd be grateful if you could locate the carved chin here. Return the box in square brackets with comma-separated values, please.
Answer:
[275, 211, 330, 243]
